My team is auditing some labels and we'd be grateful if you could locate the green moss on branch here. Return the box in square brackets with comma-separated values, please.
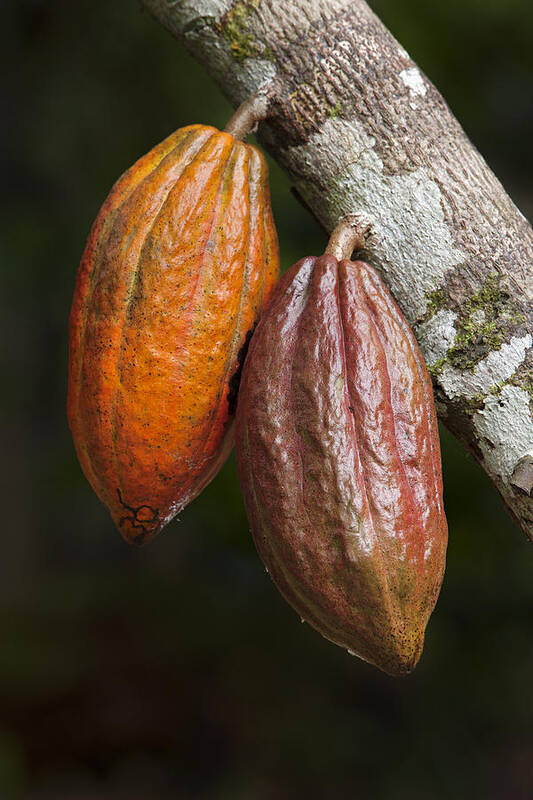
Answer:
[218, 1, 273, 62]
[446, 274, 525, 372]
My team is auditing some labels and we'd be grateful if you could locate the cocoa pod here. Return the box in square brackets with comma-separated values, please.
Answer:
[68, 124, 279, 544]
[235, 254, 447, 675]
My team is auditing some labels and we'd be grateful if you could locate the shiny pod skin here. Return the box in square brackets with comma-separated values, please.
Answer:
[68, 125, 279, 544]
[235, 255, 447, 676]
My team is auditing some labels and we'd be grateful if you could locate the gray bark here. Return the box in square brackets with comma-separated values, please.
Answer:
[140, 0, 533, 540]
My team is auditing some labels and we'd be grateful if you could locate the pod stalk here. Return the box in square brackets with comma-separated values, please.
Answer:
[224, 91, 271, 140]
[325, 216, 371, 261]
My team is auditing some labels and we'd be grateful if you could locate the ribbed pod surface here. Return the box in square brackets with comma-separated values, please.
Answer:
[235, 255, 447, 675]
[68, 125, 279, 544]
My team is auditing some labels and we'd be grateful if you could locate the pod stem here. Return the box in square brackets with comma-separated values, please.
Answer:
[224, 91, 272, 140]
[325, 216, 371, 261]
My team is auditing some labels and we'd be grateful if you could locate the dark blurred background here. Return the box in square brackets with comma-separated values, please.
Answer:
[3, 1, 533, 797]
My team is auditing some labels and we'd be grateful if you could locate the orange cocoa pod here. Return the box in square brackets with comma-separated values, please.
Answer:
[235, 252, 447, 675]
[68, 124, 279, 544]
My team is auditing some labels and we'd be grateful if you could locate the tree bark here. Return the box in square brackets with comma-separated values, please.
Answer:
[140, 0, 533, 541]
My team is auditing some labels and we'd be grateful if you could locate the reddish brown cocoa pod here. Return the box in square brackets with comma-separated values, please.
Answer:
[235, 253, 448, 676]
[68, 122, 279, 545]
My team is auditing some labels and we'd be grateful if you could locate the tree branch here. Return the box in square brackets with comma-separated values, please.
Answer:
[140, 0, 533, 540]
